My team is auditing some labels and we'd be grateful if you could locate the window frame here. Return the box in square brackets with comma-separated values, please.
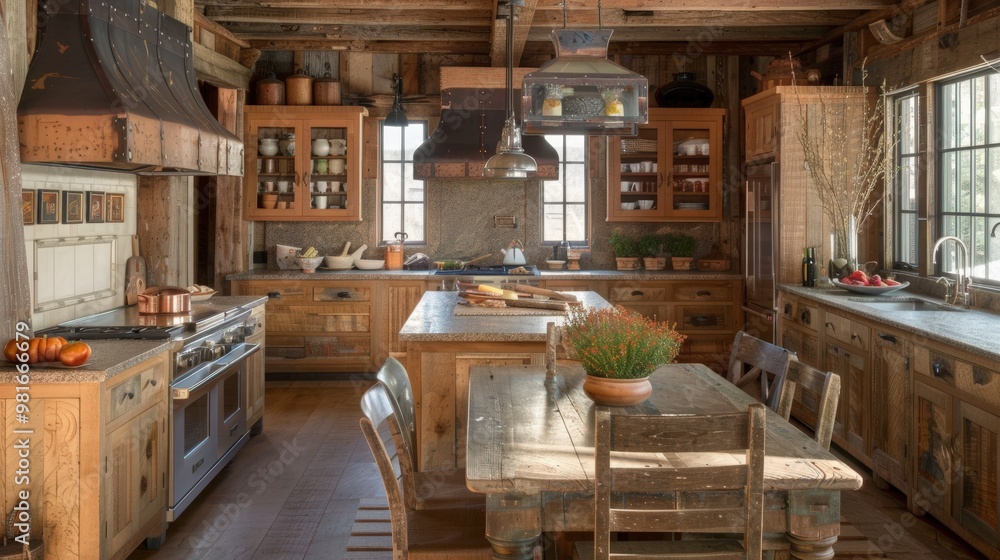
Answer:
[892, 88, 920, 270]
[540, 134, 589, 246]
[379, 120, 428, 245]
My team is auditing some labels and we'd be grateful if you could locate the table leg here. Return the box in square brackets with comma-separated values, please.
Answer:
[485, 493, 541, 559]
[786, 489, 841, 560]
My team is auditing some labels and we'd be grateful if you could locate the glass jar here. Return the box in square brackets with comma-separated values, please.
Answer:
[542, 85, 565, 116]
[601, 87, 624, 117]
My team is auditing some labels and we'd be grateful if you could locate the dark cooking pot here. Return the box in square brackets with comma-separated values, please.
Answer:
[138, 286, 191, 314]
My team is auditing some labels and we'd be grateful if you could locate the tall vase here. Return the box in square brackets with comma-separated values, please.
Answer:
[829, 216, 859, 279]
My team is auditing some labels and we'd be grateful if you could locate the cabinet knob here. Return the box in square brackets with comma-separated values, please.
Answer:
[800, 310, 810, 324]
[120, 390, 134, 404]
[932, 359, 950, 379]
[697, 290, 711, 296]
[140, 475, 148, 495]
[337, 291, 351, 298]
[784, 303, 792, 314]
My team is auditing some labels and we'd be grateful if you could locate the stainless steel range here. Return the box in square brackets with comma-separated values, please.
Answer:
[39, 304, 262, 521]
[432, 264, 541, 290]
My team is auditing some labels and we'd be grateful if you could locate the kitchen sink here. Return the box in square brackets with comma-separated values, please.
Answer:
[848, 297, 966, 312]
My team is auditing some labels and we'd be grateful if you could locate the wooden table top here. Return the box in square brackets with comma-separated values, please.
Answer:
[466, 363, 864, 495]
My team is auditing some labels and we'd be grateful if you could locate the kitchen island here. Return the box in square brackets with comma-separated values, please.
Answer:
[399, 290, 611, 471]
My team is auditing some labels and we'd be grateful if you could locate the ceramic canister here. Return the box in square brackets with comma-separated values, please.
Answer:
[285, 69, 314, 105]
[256, 72, 285, 105]
[313, 73, 342, 105]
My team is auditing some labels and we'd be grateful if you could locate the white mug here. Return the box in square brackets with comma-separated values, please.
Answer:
[641, 161, 654, 172]
[330, 159, 346, 174]
[277, 180, 290, 193]
[315, 195, 328, 209]
[329, 181, 342, 192]
[316, 180, 329, 192]
[621, 181, 631, 192]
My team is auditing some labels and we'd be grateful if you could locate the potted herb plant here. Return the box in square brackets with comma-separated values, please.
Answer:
[608, 231, 640, 270]
[562, 305, 686, 406]
[664, 233, 697, 270]
[638, 234, 665, 270]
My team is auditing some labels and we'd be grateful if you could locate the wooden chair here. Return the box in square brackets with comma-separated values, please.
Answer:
[546, 321, 580, 377]
[359, 383, 493, 560]
[726, 331, 793, 412]
[775, 360, 841, 450]
[376, 357, 484, 510]
[574, 403, 767, 560]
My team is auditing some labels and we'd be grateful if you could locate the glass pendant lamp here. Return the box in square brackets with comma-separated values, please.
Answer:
[484, 1, 537, 179]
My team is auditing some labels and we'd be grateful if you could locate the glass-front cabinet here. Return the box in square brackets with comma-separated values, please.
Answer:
[244, 106, 367, 221]
[608, 108, 724, 222]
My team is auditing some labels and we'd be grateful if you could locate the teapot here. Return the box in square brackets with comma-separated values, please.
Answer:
[500, 239, 527, 265]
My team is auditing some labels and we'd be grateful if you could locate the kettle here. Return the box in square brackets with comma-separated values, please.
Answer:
[500, 239, 527, 265]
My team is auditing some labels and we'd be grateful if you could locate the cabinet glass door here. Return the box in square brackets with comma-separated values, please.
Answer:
[610, 124, 665, 220]
[252, 121, 299, 216]
[667, 121, 719, 219]
[303, 122, 352, 218]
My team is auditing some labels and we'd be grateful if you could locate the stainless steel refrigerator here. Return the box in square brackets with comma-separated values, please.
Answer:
[743, 162, 778, 343]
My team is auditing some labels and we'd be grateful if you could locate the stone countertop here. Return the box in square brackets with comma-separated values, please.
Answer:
[780, 285, 1000, 362]
[399, 291, 612, 343]
[226, 269, 740, 281]
[0, 296, 268, 385]
[0, 340, 174, 384]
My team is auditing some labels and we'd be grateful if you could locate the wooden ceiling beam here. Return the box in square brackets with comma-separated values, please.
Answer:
[534, 0, 894, 9]
[204, 7, 492, 26]
[521, 39, 810, 57]
[529, 9, 862, 27]
[197, 0, 488, 7]
[220, 23, 489, 42]
[526, 25, 834, 42]
[794, 0, 935, 54]
[246, 39, 493, 53]
[490, 0, 538, 67]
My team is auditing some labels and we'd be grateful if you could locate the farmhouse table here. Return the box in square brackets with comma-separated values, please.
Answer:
[465, 363, 864, 560]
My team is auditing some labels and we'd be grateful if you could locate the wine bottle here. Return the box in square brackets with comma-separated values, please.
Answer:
[802, 247, 816, 287]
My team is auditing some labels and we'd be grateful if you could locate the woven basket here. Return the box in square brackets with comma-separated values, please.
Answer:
[621, 138, 658, 153]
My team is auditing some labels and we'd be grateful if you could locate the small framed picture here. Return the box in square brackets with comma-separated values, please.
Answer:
[86, 191, 105, 223]
[21, 191, 36, 225]
[63, 191, 84, 224]
[106, 193, 125, 223]
[37, 189, 59, 224]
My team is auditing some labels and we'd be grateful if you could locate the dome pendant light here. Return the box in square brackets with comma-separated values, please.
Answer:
[384, 73, 408, 127]
[484, 1, 537, 179]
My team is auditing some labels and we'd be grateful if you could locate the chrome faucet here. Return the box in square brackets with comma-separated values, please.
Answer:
[931, 236, 970, 306]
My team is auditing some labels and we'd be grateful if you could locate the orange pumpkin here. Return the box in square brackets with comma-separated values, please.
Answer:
[58, 342, 92, 367]
[5, 336, 68, 364]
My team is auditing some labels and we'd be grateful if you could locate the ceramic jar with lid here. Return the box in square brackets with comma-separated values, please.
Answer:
[285, 69, 314, 105]
[278, 133, 295, 156]
[313, 73, 342, 105]
[256, 72, 285, 105]
[258, 138, 279, 156]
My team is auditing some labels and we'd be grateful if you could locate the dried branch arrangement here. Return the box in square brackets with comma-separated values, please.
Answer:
[793, 60, 893, 266]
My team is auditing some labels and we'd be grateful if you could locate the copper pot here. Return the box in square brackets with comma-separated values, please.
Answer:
[285, 69, 314, 105]
[313, 72, 341, 105]
[138, 286, 191, 315]
[256, 72, 285, 105]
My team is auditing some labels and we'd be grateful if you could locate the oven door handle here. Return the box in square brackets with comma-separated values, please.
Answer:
[172, 343, 260, 400]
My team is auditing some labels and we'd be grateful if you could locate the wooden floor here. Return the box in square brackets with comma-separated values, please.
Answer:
[128, 380, 987, 560]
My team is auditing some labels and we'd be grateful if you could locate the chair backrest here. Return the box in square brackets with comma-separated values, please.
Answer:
[594, 404, 766, 560]
[775, 360, 841, 450]
[359, 383, 411, 555]
[546, 322, 559, 377]
[376, 357, 420, 510]
[727, 330, 793, 411]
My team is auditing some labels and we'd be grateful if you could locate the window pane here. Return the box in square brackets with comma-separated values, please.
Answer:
[541, 135, 588, 244]
[974, 148, 986, 213]
[974, 76, 987, 146]
[899, 97, 915, 154]
[900, 158, 916, 211]
[404, 127, 424, 159]
[992, 75, 1000, 144]
[900, 214, 917, 264]
[381, 121, 427, 243]
[383, 164, 402, 200]
[942, 82, 956, 149]
[991, 147, 1000, 214]
[543, 180, 564, 203]
[383, 126, 403, 159]
[959, 150, 971, 212]
[404, 203, 424, 237]
[959, 79, 972, 147]
[990, 217, 1000, 280]
[566, 204, 587, 241]
[543, 204, 564, 243]
[565, 135, 586, 162]
[566, 165, 586, 202]
[382, 203, 402, 241]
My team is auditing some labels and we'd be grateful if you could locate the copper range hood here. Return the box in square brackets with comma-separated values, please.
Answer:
[414, 67, 558, 180]
[17, 0, 243, 176]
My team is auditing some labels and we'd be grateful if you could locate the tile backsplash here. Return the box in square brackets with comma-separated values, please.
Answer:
[21, 165, 136, 330]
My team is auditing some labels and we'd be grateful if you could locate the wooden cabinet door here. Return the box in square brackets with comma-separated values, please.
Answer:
[609, 120, 668, 221]
[245, 329, 265, 429]
[913, 381, 952, 515]
[744, 94, 779, 161]
[954, 400, 1000, 547]
[104, 400, 166, 558]
[871, 330, 912, 492]
[382, 281, 425, 363]
[827, 342, 870, 461]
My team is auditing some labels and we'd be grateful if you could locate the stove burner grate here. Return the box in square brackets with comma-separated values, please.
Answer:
[38, 325, 176, 340]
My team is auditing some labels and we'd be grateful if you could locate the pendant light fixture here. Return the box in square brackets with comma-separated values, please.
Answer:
[483, 0, 537, 179]
[521, 0, 648, 135]
[384, 73, 408, 127]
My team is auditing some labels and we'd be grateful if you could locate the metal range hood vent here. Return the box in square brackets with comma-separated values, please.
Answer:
[413, 67, 558, 181]
[17, 0, 244, 176]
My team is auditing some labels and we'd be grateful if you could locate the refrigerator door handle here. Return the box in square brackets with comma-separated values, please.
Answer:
[744, 178, 752, 295]
[742, 305, 774, 322]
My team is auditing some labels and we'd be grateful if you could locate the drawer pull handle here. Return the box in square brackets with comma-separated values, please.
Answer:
[140, 475, 148, 495]
[120, 390, 135, 403]
[800, 310, 810, 324]
[230, 424, 240, 436]
[148, 378, 157, 387]
[631, 290, 645, 297]
[932, 360, 950, 379]
[878, 333, 897, 343]
[973, 369, 989, 385]
[697, 290, 711, 296]
[784, 303, 793, 314]
[193, 458, 205, 473]
[337, 291, 351, 298]
[825, 322, 835, 332]
[267, 291, 281, 299]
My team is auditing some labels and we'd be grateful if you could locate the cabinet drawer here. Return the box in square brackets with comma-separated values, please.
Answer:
[139, 365, 165, 401]
[677, 305, 733, 331]
[780, 299, 820, 332]
[610, 284, 668, 303]
[673, 283, 735, 303]
[915, 345, 1000, 408]
[313, 285, 371, 302]
[265, 335, 371, 359]
[913, 345, 957, 387]
[269, 304, 371, 333]
[109, 375, 141, 423]
[779, 325, 820, 367]
[824, 312, 869, 351]
[241, 284, 308, 302]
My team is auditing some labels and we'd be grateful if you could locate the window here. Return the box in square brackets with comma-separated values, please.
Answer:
[937, 71, 1000, 283]
[894, 91, 920, 268]
[380, 121, 427, 243]
[542, 135, 588, 244]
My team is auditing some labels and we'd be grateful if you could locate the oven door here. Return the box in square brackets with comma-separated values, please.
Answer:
[170, 343, 259, 519]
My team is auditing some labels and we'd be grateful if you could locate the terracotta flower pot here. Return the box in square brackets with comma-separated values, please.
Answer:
[583, 375, 653, 406]
[615, 257, 640, 270]
[671, 257, 693, 270]
[643, 257, 666, 270]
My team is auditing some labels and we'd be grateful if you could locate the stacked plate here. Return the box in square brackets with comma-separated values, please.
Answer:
[676, 202, 709, 210]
